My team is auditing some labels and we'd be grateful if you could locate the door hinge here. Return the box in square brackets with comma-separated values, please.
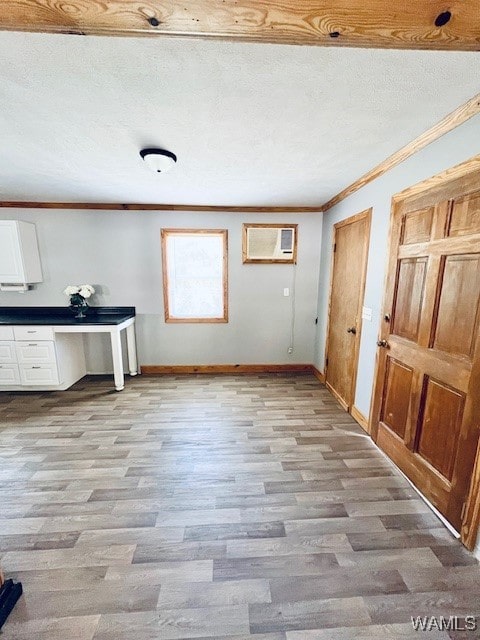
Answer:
[461, 501, 467, 521]
[325, 357, 329, 367]
[333, 243, 337, 252]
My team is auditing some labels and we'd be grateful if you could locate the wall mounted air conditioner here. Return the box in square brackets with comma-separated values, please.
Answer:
[242, 224, 298, 264]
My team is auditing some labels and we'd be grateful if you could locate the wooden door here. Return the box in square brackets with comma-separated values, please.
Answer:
[325, 209, 371, 412]
[372, 165, 480, 540]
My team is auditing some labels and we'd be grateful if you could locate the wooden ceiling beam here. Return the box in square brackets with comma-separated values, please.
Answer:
[0, 0, 479, 51]
[0, 202, 322, 213]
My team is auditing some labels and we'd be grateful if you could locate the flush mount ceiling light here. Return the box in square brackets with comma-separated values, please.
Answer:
[140, 148, 177, 173]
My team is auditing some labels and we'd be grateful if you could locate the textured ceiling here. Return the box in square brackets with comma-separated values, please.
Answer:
[0, 32, 479, 205]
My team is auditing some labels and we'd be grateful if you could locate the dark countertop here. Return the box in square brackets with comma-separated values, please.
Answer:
[0, 306, 136, 326]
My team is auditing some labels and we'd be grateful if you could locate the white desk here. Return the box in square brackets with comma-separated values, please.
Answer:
[54, 316, 138, 391]
[0, 307, 138, 392]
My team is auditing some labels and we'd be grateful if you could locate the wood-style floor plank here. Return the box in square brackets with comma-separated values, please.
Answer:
[0, 373, 478, 639]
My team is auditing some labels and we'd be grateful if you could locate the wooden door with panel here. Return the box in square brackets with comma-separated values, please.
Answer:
[372, 182, 480, 539]
[325, 210, 371, 412]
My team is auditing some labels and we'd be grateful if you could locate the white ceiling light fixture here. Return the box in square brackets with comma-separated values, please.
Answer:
[140, 148, 177, 173]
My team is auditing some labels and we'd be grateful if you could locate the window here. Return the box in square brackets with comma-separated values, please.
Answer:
[161, 229, 228, 323]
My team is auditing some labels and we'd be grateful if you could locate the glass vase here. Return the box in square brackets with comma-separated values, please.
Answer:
[70, 299, 89, 319]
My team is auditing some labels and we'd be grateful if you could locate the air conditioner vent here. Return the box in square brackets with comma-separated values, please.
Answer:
[243, 224, 297, 264]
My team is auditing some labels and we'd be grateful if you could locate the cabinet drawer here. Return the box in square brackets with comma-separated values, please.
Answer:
[0, 341, 17, 364]
[19, 364, 59, 386]
[14, 326, 54, 341]
[0, 327, 14, 340]
[16, 341, 56, 364]
[0, 364, 20, 385]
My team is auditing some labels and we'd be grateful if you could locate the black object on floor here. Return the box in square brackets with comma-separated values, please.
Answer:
[0, 579, 23, 630]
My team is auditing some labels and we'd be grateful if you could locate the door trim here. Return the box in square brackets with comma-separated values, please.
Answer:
[324, 208, 372, 415]
[325, 381, 349, 411]
[351, 405, 369, 431]
[463, 439, 480, 550]
[370, 154, 480, 550]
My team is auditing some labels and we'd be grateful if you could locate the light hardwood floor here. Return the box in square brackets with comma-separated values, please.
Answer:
[0, 374, 478, 639]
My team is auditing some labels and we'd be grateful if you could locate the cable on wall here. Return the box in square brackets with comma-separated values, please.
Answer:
[289, 263, 297, 353]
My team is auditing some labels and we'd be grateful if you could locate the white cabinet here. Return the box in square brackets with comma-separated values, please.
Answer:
[0, 327, 14, 340]
[13, 326, 54, 341]
[16, 341, 57, 364]
[0, 221, 43, 290]
[19, 364, 59, 386]
[0, 364, 20, 385]
[0, 328, 85, 391]
[16, 336, 61, 386]
[0, 341, 16, 363]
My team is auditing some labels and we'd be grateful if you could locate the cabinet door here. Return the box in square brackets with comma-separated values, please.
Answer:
[16, 341, 56, 364]
[0, 327, 14, 340]
[0, 221, 24, 282]
[0, 364, 20, 385]
[19, 364, 59, 386]
[0, 341, 17, 364]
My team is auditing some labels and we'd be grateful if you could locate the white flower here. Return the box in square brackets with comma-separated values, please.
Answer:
[79, 285, 95, 298]
[64, 286, 80, 296]
[64, 284, 95, 299]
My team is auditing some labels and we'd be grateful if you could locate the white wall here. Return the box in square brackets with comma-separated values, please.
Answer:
[0, 209, 322, 372]
[315, 113, 480, 419]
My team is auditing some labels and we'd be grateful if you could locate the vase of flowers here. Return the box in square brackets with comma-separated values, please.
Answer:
[64, 285, 95, 319]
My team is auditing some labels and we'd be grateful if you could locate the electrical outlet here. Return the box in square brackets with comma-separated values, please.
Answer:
[287, 347, 293, 354]
[283, 288, 290, 297]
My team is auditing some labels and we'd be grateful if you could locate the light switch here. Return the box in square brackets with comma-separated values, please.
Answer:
[362, 306, 372, 321]
[283, 288, 290, 297]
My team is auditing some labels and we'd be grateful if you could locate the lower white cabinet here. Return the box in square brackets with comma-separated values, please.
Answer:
[0, 341, 16, 363]
[0, 328, 86, 391]
[16, 341, 57, 364]
[0, 364, 20, 385]
[13, 326, 54, 341]
[19, 364, 59, 386]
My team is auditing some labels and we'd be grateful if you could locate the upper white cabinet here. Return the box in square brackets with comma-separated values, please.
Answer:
[0, 220, 43, 289]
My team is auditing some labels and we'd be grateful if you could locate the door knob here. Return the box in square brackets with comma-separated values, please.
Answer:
[377, 339, 388, 348]
[347, 327, 357, 334]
